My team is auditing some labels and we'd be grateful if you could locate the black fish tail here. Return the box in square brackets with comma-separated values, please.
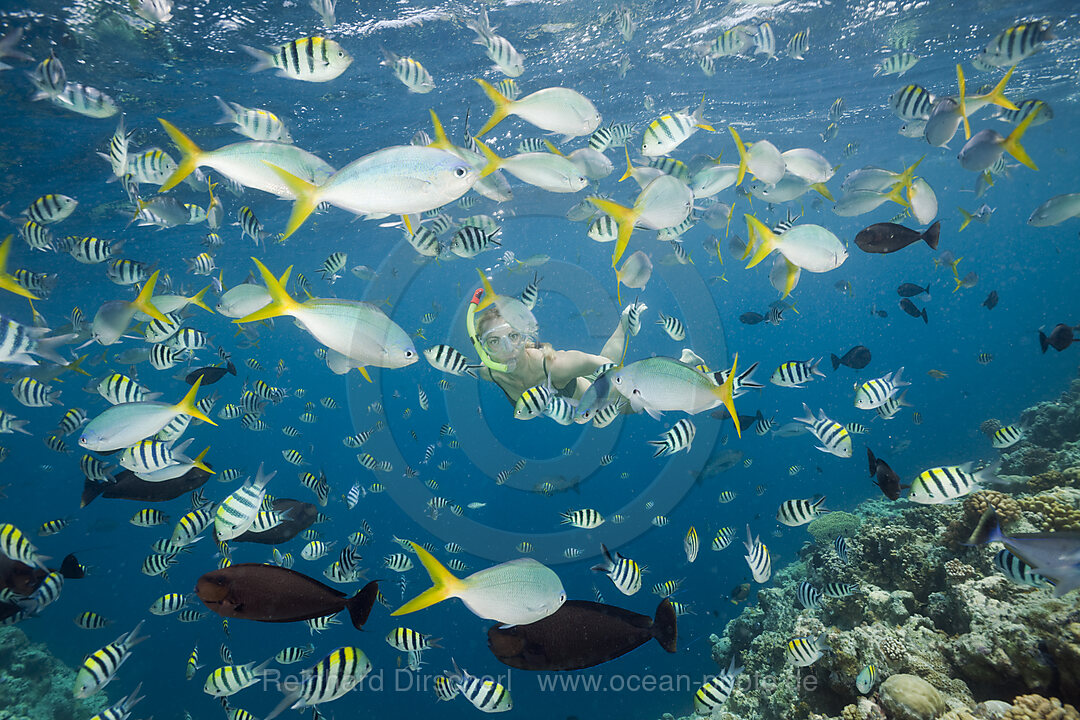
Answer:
[346, 580, 380, 629]
[80, 477, 105, 507]
[830, 353, 841, 371]
[922, 220, 940, 250]
[1039, 330, 1049, 353]
[653, 598, 678, 653]
[921, 307, 928, 324]
[965, 508, 1004, 546]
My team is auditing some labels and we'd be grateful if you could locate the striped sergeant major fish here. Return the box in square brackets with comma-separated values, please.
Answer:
[786, 632, 828, 666]
[853, 367, 909, 410]
[994, 548, 1054, 589]
[908, 461, 999, 504]
[380, 49, 435, 93]
[264, 647, 372, 720]
[242, 37, 353, 83]
[590, 543, 642, 596]
[693, 657, 742, 715]
[794, 403, 852, 458]
[73, 620, 147, 697]
[770, 358, 825, 388]
[979, 20, 1055, 68]
[742, 526, 771, 583]
[648, 418, 695, 457]
[203, 658, 274, 697]
[776, 496, 828, 527]
[796, 580, 822, 609]
[451, 660, 512, 713]
[423, 345, 480, 378]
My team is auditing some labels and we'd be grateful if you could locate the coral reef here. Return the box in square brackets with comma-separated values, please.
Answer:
[658, 369, 1080, 720]
[807, 512, 862, 544]
[0, 626, 108, 720]
[879, 674, 946, 720]
[1001, 694, 1079, 720]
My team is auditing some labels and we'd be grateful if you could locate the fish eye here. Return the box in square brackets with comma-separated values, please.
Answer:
[454, 167, 468, 178]
[404, 350, 414, 358]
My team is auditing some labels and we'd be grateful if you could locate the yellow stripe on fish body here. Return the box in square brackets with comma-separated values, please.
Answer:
[992, 424, 1024, 449]
[456, 663, 513, 713]
[386, 627, 438, 652]
[74, 611, 111, 630]
[279, 647, 371, 713]
[149, 592, 189, 615]
[684, 526, 699, 563]
[712, 527, 736, 551]
[73, 621, 145, 698]
[0, 523, 47, 568]
[785, 633, 828, 666]
[908, 463, 983, 504]
[203, 659, 271, 697]
[694, 659, 742, 715]
[243, 37, 353, 83]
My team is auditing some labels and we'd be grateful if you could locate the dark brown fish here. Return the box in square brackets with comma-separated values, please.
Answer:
[195, 563, 378, 629]
[81, 466, 212, 507]
[896, 282, 930, 299]
[487, 599, 676, 672]
[899, 298, 927, 323]
[1040, 324, 1077, 353]
[739, 312, 765, 325]
[830, 345, 871, 371]
[982, 290, 998, 310]
[1, 553, 85, 598]
[855, 221, 940, 254]
[185, 362, 237, 386]
[867, 448, 904, 500]
[729, 582, 751, 604]
[234, 499, 317, 545]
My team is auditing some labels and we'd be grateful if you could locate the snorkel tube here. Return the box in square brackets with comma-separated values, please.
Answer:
[467, 288, 510, 373]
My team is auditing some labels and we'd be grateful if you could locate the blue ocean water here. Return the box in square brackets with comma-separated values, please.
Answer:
[1, 1, 1079, 719]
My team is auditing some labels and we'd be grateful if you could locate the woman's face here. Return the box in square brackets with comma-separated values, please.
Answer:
[481, 321, 527, 364]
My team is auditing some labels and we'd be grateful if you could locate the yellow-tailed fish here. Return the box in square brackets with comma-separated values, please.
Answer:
[233, 259, 417, 378]
[78, 376, 216, 452]
[392, 541, 565, 626]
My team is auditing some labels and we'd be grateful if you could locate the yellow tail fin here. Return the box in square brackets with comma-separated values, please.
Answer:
[977, 65, 1019, 112]
[744, 215, 778, 269]
[958, 207, 973, 231]
[189, 285, 215, 314]
[886, 183, 909, 209]
[391, 541, 465, 616]
[589, 197, 639, 268]
[778, 258, 799, 299]
[192, 446, 214, 474]
[474, 268, 498, 311]
[810, 182, 833, 202]
[618, 146, 635, 183]
[470, 138, 503, 180]
[715, 353, 740, 438]
[1001, 104, 1039, 171]
[174, 376, 217, 426]
[234, 258, 301, 324]
[0, 235, 37, 300]
[262, 163, 321, 241]
[133, 271, 169, 323]
[157, 119, 204, 193]
[956, 64, 971, 140]
[65, 354, 90, 378]
[729, 126, 749, 186]
[427, 110, 455, 152]
[542, 139, 564, 157]
[474, 78, 512, 138]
